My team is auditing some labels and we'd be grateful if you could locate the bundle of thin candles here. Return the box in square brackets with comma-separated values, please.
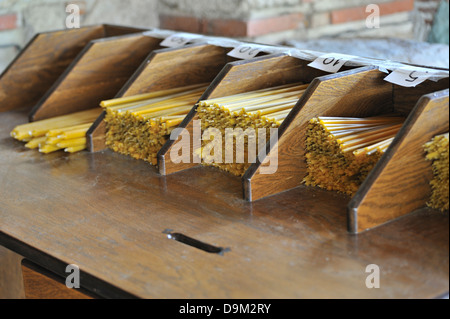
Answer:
[10, 108, 102, 154]
[304, 115, 405, 196]
[424, 133, 449, 212]
[103, 83, 209, 165]
[197, 82, 309, 176]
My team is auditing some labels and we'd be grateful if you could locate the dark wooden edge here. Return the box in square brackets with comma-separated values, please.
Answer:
[0, 231, 138, 299]
[28, 32, 154, 122]
[348, 88, 450, 234]
[87, 110, 106, 152]
[157, 53, 290, 175]
[242, 66, 380, 202]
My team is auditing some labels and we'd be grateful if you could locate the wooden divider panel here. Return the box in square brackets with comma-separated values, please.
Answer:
[0, 25, 145, 113]
[159, 54, 329, 176]
[88, 44, 237, 152]
[29, 33, 161, 121]
[243, 67, 393, 202]
[349, 88, 449, 233]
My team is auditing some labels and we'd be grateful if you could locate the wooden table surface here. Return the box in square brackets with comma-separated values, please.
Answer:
[0, 110, 448, 299]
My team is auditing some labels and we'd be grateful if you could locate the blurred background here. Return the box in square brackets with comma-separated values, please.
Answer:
[1, 0, 449, 73]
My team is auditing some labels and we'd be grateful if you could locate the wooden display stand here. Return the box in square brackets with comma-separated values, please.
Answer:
[1, 25, 448, 236]
[158, 53, 333, 175]
[159, 55, 449, 233]
[0, 24, 146, 113]
[28, 31, 162, 122]
[349, 88, 449, 233]
[87, 43, 240, 152]
[243, 70, 448, 233]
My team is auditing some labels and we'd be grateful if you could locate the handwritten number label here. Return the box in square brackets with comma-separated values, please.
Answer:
[384, 67, 432, 87]
[308, 53, 357, 73]
[160, 33, 203, 48]
[228, 45, 263, 60]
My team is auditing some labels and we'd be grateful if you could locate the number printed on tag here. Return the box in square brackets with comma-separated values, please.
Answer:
[228, 45, 263, 60]
[308, 53, 357, 73]
[160, 33, 203, 48]
[384, 67, 432, 87]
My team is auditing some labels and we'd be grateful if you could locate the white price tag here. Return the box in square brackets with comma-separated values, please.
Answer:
[384, 67, 436, 87]
[228, 44, 264, 60]
[308, 53, 357, 73]
[160, 33, 204, 48]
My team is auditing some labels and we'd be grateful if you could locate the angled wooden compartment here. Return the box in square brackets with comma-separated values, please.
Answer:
[159, 54, 448, 234]
[242, 67, 448, 233]
[28, 31, 162, 122]
[87, 43, 241, 153]
[0, 24, 145, 114]
[243, 66, 395, 202]
[158, 53, 333, 176]
[348, 87, 449, 233]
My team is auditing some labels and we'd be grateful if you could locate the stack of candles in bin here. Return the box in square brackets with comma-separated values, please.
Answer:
[424, 132, 449, 212]
[102, 84, 208, 165]
[304, 115, 406, 196]
[196, 82, 309, 176]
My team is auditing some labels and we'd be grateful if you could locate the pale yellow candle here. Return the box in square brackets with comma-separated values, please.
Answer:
[56, 137, 87, 149]
[25, 137, 47, 149]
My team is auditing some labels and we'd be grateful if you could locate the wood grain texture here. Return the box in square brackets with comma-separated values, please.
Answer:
[0, 246, 25, 299]
[244, 67, 393, 202]
[0, 25, 145, 114]
[88, 44, 236, 152]
[29, 34, 161, 121]
[120, 44, 234, 97]
[159, 54, 330, 175]
[22, 260, 94, 299]
[0, 110, 448, 299]
[349, 89, 449, 233]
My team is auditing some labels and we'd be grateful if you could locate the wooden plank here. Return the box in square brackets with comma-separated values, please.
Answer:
[0, 110, 448, 299]
[0, 25, 146, 114]
[159, 54, 330, 175]
[349, 89, 449, 233]
[0, 26, 105, 113]
[29, 34, 161, 121]
[88, 44, 236, 152]
[244, 67, 393, 202]
[22, 260, 95, 299]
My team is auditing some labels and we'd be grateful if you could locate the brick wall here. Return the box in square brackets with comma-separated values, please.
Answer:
[0, 0, 444, 61]
[158, 0, 418, 42]
[0, 0, 159, 72]
[413, 0, 444, 41]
